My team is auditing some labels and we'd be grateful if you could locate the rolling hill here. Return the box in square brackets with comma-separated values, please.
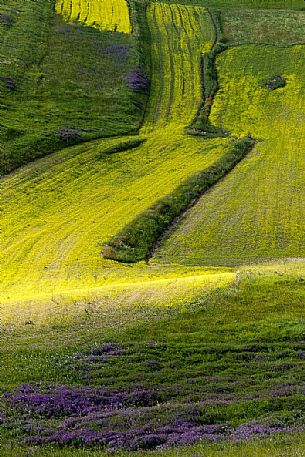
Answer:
[2, 0, 305, 456]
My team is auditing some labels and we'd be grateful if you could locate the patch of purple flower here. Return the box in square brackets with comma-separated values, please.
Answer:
[91, 342, 124, 356]
[4, 384, 165, 419]
[126, 67, 150, 92]
[230, 420, 292, 441]
[4, 382, 305, 452]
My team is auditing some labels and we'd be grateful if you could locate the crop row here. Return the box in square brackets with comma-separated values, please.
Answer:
[143, 3, 214, 133]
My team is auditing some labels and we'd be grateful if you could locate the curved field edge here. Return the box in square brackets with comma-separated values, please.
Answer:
[0, 132, 228, 301]
[55, 0, 132, 34]
[102, 137, 255, 263]
[0, 269, 234, 328]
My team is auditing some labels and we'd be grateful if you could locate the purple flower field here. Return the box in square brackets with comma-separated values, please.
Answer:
[3, 339, 303, 451]
[1, 378, 304, 451]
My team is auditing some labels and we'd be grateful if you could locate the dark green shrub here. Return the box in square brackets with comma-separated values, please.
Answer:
[262, 74, 286, 90]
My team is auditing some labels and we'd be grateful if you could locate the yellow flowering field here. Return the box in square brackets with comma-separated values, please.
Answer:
[55, 0, 131, 34]
[143, 3, 214, 133]
[0, 3, 231, 302]
[156, 44, 305, 265]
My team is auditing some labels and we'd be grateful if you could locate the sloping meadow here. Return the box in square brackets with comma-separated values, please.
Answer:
[3, 1, 305, 456]
[0, 0, 144, 175]
[0, 1, 231, 300]
[3, 263, 305, 453]
[155, 12, 305, 265]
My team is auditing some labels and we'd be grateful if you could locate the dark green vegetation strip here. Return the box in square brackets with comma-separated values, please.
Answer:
[188, 10, 228, 138]
[98, 137, 146, 158]
[0, 0, 146, 176]
[102, 136, 256, 263]
[142, 0, 305, 8]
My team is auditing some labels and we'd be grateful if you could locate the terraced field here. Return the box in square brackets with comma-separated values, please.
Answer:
[55, 0, 132, 34]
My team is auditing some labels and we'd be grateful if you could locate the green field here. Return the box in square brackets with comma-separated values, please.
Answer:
[143, 3, 214, 133]
[2, 0, 305, 455]
[0, 0, 144, 174]
[3, 263, 305, 454]
[221, 9, 305, 45]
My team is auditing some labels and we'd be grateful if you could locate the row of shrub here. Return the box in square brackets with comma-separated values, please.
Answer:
[102, 136, 256, 263]
[188, 9, 228, 137]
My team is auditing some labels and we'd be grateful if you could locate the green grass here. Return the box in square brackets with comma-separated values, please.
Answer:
[140, 0, 305, 9]
[221, 8, 305, 45]
[156, 44, 305, 265]
[0, 0, 144, 174]
[3, 433, 305, 456]
[2, 2, 305, 456]
[2, 262, 305, 454]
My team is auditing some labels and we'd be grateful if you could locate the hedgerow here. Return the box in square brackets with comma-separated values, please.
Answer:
[157, 45, 305, 265]
[188, 9, 228, 137]
[102, 136, 255, 263]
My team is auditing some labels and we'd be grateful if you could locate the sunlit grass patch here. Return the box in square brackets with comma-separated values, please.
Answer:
[2, 262, 305, 452]
[143, 3, 214, 133]
[0, 268, 234, 330]
[55, 0, 131, 34]
[0, 1, 228, 301]
[0, 133, 228, 301]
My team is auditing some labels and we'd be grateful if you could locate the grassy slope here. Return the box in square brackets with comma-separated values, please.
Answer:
[2, 263, 305, 454]
[0, 134, 225, 301]
[0, 2, 231, 301]
[3, 2, 305, 456]
[0, 0, 142, 174]
[156, 12, 305, 265]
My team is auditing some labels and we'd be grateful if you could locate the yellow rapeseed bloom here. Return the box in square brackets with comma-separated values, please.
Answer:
[55, 0, 131, 34]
